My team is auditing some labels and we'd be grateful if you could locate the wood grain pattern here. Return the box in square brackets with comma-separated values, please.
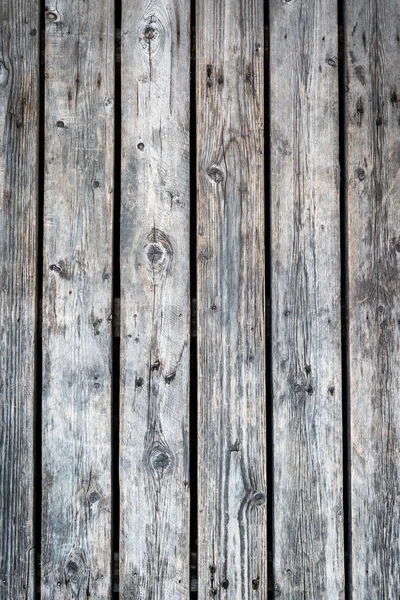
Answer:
[346, 1, 400, 595]
[270, 0, 344, 596]
[41, 1, 114, 597]
[196, 0, 267, 597]
[119, 0, 191, 597]
[0, 1, 39, 598]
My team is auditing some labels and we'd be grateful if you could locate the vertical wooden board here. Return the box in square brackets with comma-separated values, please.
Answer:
[197, 1, 267, 597]
[41, 1, 114, 598]
[119, 0, 190, 597]
[346, 1, 400, 595]
[0, 1, 39, 598]
[270, 0, 344, 596]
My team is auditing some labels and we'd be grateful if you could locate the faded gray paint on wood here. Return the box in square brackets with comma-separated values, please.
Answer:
[197, 0, 267, 597]
[270, 0, 344, 596]
[119, 0, 190, 597]
[346, 0, 400, 595]
[41, 1, 114, 598]
[0, 1, 39, 598]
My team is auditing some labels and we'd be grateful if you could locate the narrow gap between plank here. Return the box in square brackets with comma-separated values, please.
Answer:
[112, 0, 122, 595]
[338, 1, 351, 597]
[264, 7, 274, 599]
[34, 2, 45, 596]
[189, 1, 198, 596]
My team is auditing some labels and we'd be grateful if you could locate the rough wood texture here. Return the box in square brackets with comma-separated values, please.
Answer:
[197, 0, 267, 597]
[0, 2, 39, 598]
[270, 0, 344, 596]
[346, 1, 400, 595]
[119, 0, 191, 597]
[41, 1, 114, 597]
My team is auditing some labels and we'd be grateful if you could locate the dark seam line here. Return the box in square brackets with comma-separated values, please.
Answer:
[189, 0, 198, 596]
[112, 0, 122, 596]
[34, 1, 45, 596]
[265, 5, 274, 598]
[338, 2, 352, 597]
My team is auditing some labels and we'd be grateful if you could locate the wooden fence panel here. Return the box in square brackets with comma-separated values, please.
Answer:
[119, 0, 191, 597]
[346, 0, 400, 595]
[270, 0, 344, 596]
[196, 0, 267, 597]
[41, 1, 114, 597]
[0, 1, 39, 598]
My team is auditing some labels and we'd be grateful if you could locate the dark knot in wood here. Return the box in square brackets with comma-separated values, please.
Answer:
[88, 490, 100, 505]
[45, 9, 60, 22]
[326, 56, 338, 68]
[356, 167, 365, 181]
[146, 243, 164, 264]
[135, 376, 144, 388]
[144, 26, 156, 40]
[152, 450, 171, 471]
[139, 16, 163, 54]
[252, 491, 266, 506]
[252, 577, 260, 590]
[145, 441, 174, 478]
[144, 228, 173, 281]
[165, 371, 176, 384]
[207, 64, 213, 87]
[64, 549, 86, 592]
[207, 166, 224, 183]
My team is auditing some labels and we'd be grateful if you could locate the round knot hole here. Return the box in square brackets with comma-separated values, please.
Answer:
[88, 491, 100, 505]
[144, 229, 173, 281]
[207, 166, 224, 183]
[66, 560, 78, 576]
[45, 10, 60, 22]
[357, 167, 365, 181]
[147, 443, 174, 476]
[326, 56, 338, 68]
[64, 550, 86, 587]
[252, 491, 266, 506]
[144, 26, 156, 40]
[147, 243, 164, 265]
[152, 452, 170, 470]
[252, 577, 260, 590]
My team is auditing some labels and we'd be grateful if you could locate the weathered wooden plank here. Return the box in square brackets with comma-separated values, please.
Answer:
[0, 2, 39, 598]
[346, 1, 400, 595]
[119, 0, 191, 597]
[41, 2, 114, 598]
[197, 0, 267, 597]
[270, 0, 344, 596]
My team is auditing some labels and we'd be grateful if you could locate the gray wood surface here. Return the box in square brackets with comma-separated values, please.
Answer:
[196, 0, 267, 597]
[270, 0, 344, 596]
[346, 0, 400, 595]
[0, 1, 39, 598]
[119, 0, 191, 597]
[41, 1, 114, 598]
